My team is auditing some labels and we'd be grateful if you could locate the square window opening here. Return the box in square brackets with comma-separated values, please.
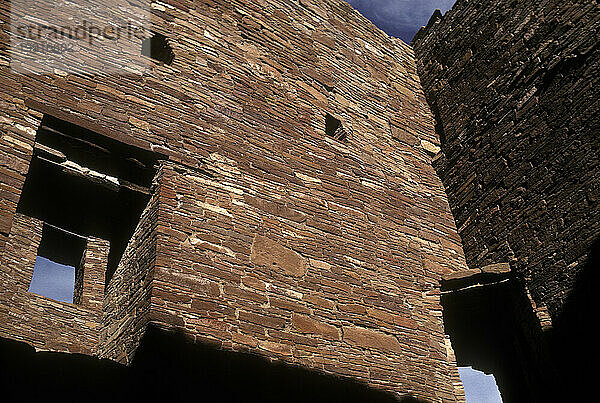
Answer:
[325, 113, 347, 142]
[441, 274, 542, 402]
[28, 224, 86, 304]
[142, 32, 174, 65]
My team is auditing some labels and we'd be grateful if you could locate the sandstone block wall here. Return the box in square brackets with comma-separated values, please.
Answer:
[413, 1, 599, 398]
[413, 0, 600, 324]
[1, 0, 472, 401]
[99, 170, 161, 364]
[148, 154, 465, 400]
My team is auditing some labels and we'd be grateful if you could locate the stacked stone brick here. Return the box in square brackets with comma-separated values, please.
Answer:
[413, 0, 599, 334]
[413, 0, 599, 398]
[0, 214, 108, 354]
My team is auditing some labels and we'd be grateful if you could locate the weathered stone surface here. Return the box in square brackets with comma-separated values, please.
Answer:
[480, 263, 511, 275]
[441, 269, 481, 282]
[342, 326, 402, 353]
[0, 214, 107, 355]
[414, 0, 600, 325]
[244, 195, 307, 223]
[414, 0, 599, 399]
[250, 235, 307, 278]
[292, 314, 340, 341]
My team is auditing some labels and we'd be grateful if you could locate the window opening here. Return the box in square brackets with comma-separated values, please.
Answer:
[142, 32, 174, 65]
[441, 272, 549, 402]
[29, 257, 75, 303]
[28, 223, 86, 303]
[17, 114, 161, 285]
[458, 366, 502, 403]
[325, 113, 347, 142]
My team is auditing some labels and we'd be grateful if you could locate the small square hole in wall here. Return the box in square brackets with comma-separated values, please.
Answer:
[142, 32, 174, 65]
[28, 224, 86, 303]
[325, 113, 347, 142]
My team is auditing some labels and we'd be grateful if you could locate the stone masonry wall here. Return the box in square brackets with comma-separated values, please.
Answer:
[1, 0, 471, 401]
[99, 169, 160, 364]
[413, 0, 600, 323]
[149, 148, 467, 401]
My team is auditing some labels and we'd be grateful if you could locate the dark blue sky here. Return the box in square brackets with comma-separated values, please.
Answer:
[345, 0, 456, 42]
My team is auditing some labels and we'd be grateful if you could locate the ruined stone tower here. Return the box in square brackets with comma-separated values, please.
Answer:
[0, 0, 469, 401]
[413, 0, 599, 400]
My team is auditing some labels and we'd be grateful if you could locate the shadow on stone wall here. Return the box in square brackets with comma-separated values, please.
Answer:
[441, 279, 542, 402]
[547, 237, 597, 401]
[0, 324, 429, 402]
[442, 237, 598, 402]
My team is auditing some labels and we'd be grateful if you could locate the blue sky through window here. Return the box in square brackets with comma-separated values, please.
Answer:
[458, 367, 503, 402]
[28, 256, 75, 303]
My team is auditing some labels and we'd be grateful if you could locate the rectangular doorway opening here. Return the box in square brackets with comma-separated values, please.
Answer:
[17, 114, 162, 286]
[441, 272, 551, 402]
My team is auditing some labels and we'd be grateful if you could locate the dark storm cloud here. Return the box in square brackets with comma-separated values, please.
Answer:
[345, 0, 456, 42]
